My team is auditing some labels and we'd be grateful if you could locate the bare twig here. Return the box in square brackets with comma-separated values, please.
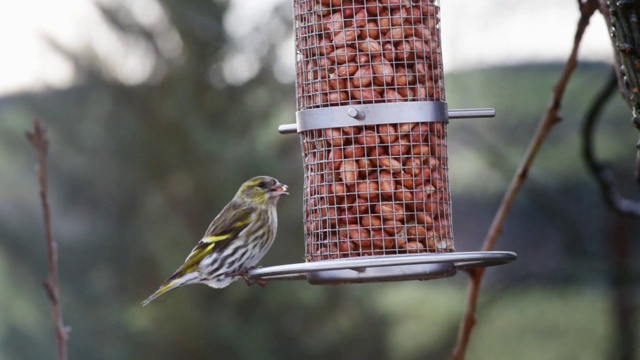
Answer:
[596, 2, 631, 104]
[582, 70, 640, 216]
[451, 1, 600, 359]
[26, 120, 69, 360]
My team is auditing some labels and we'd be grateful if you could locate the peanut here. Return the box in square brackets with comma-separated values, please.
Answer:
[395, 40, 413, 61]
[378, 124, 398, 143]
[355, 53, 371, 65]
[378, 170, 395, 198]
[357, 158, 373, 175]
[343, 144, 366, 158]
[382, 42, 395, 62]
[331, 182, 346, 197]
[357, 180, 379, 200]
[327, 148, 343, 171]
[362, 21, 380, 39]
[317, 38, 335, 56]
[372, 57, 394, 85]
[325, 128, 344, 146]
[393, 187, 414, 202]
[411, 144, 431, 157]
[384, 88, 404, 102]
[359, 38, 382, 54]
[375, 202, 405, 221]
[409, 37, 430, 58]
[324, 11, 344, 36]
[352, 65, 373, 88]
[389, 139, 410, 156]
[361, 214, 383, 229]
[355, 129, 378, 147]
[350, 197, 370, 214]
[338, 240, 353, 253]
[378, 10, 390, 29]
[342, 126, 361, 136]
[404, 156, 423, 175]
[365, 1, 382, 16]
[394, 171, 415, 189]
[407, 224, 428, 241]
[351, 88, 380, 103]
[382, 220, 403, 235]
[379, 0, 404, 10]
[332, 47, 357, 64]
[383, 27, 404, 41]
[336, 62, 359, 77]
[404, 241, 424, 253]
[333, 27, 359, 47]
[373, 238, 397, 249]
[328, 91, 349, 105]
[340, 159, 359, 184]
[391, 8, 408, 26]
[354, 9, 368, 27]
[378, 156, 403, 173]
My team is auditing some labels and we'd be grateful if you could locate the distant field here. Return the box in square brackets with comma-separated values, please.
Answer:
[370, 282, 614, 360]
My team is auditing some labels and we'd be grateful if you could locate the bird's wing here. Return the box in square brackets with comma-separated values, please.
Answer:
[141, 202, 257, 305]
[176, 202, 255, 275]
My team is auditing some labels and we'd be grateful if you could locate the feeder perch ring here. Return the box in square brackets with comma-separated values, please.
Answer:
[247, 251, 516, 285]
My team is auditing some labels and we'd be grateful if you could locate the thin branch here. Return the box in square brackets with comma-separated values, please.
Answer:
[451, 1, 600, 359]
[26, 119, 69, 360]
[597, 1, 632, 105]
[582, 70, 640, 216]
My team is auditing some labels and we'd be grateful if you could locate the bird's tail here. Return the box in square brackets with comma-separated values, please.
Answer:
[141, 272, 198, 306]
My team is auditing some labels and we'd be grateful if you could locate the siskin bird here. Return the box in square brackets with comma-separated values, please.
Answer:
[142, 176, 288, 306]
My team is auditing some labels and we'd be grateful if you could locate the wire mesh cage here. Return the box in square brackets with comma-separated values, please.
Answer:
[302, 122, 453, 260]
[294, 0, 444, 108]
[294, 0, 452, 261]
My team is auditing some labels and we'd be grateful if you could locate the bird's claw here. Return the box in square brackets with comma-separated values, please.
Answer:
[230, 267, 268, 287]
[246, 278, 268, 287]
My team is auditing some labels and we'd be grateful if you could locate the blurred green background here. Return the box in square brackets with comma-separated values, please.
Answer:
[1, 1, 639, 359]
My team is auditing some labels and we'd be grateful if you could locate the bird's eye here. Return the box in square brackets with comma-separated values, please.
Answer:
[257, 181, 268, 190]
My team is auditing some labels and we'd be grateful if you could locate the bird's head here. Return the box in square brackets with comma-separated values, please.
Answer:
[237, 176, 289, 205]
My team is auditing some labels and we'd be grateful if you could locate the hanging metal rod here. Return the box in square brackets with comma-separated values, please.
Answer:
[278, 107, 496, 134]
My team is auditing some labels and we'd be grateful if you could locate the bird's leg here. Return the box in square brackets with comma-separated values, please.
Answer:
[252, 278, 268, 287]
[229, 267, 268, 287]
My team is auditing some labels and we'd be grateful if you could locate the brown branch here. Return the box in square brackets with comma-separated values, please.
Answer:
[597, 1, 632, 103]
[26, 120, 69, 360]
[603, 0, 640, 188]
[450, 1, 600, 359]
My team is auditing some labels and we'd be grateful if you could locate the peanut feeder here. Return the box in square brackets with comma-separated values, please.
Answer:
[296, 0, 452, 261]
[248, 0, 516, 284]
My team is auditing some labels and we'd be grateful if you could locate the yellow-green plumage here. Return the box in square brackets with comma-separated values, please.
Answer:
[142, 176, 288, 306]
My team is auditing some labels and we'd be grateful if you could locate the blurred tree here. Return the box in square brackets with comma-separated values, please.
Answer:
[1, 0, 396, 359]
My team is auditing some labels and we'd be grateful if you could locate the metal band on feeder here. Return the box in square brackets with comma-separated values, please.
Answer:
[277, 107, 498, 134]
[248, 0, 516, 284]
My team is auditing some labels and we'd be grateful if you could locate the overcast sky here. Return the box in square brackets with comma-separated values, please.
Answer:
[0, 0, 613, 97]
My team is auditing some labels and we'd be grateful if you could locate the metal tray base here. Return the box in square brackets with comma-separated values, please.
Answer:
[307, 262, 456, 284]
[247, 251, 516, 285]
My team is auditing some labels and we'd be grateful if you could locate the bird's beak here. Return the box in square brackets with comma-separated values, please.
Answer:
[270, 182, 289, 196]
